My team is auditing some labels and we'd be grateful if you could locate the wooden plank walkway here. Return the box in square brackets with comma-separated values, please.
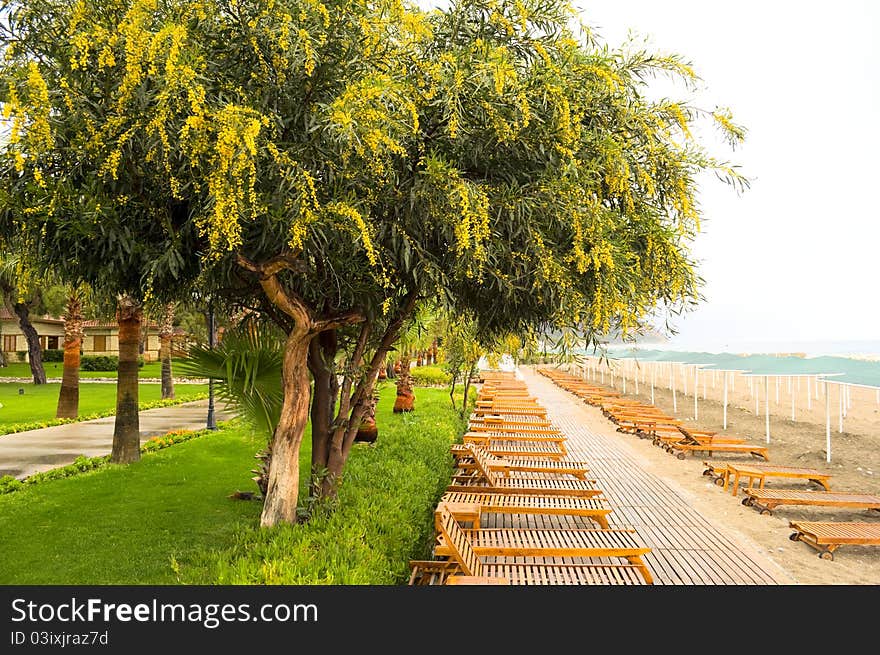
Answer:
[486, 368, 795, 585]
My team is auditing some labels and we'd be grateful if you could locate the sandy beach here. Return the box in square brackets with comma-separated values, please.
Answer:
[552, 362, 880, 585]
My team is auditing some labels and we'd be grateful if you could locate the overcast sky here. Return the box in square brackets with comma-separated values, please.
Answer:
[573, 1, 880, 350]
[420, 0, 880, 350]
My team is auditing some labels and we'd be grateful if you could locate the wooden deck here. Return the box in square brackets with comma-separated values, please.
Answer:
[499, 368, 794, 585]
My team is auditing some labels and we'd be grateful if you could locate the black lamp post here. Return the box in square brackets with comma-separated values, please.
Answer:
[206, 300, 217, 430]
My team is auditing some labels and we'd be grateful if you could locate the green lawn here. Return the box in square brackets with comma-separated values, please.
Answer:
[0, 382, 210, 428]
[0, 358, 198, 379]
[0, 422, 264, 584]
[0, 384, 463, 584]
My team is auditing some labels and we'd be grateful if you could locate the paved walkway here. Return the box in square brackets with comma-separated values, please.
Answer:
[515, 367, 795, 584]
[0, 400, 234, 479]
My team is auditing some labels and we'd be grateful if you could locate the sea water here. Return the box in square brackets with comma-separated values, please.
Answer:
[583, 340, 880, 388]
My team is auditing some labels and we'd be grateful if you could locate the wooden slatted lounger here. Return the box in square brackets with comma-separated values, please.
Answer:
[741, 489, 880, 515]
[477, 393, 528, 400]
[659, 433, 746, 452]
[462, 433, 568, 458]
[446, 445, 598, 497]
[475, 400, 540, 409]
[788, 521, 880, 560]
[439, 492, 613, 529]
[453, 439, 566, 460]
[431, 506, 654, 584]
[408, 507, 649, 585]
[474, 408, 546, 416]
[615, 418, 683, 438]
[702, 461, 732, 485]
[449, 444, 589, 479]
[473, 407, 548, 418]
[470, 416, 556, 429]
[668, 440, 769, 461]
[724, 463, 832, 496]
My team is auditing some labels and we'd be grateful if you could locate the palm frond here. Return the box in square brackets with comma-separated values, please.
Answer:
[179, 321, 285, 441]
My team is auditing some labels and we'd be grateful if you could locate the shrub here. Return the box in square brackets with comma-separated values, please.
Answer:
[80, 355, 118, 371]
[15, 351, 26, 362]
[41, 349, 65, 362]
[410, 365, 452, 387]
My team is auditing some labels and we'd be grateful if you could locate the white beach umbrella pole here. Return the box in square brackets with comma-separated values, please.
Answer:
[694, 367, 698, 420]
[765, 375, 770, 443]
[650, 365, 655, 406]
[825, 380, 831, 462]
[672, 365, 677, 413]
[723, 372, 728, 430]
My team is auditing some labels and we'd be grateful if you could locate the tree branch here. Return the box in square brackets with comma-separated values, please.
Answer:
[235, 252, 307, 278]
[312, 307, 366, 333]
[333, 319, 372, 427]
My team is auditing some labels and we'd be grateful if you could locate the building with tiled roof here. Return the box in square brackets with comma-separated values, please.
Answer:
[0, 309, 163, 362]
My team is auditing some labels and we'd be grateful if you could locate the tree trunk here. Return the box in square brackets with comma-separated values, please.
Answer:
[460, 362, 476, 419]
[260, 330, 312, 527]
[449, 371, 457, 411]
[393, 354, 414, 412]
[307, 331, 337, 499]
[110, 295, 142, 464]
[235, 252, 367, 526]
[55, 291, 83, 419]
[319, 290, 419, 499]
[159, 301, 176, 399]
[386, 361, 395, 379]
[354, 391, 379, 443]
[13, 302, 47, 384]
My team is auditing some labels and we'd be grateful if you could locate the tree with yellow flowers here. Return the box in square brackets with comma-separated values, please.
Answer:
[1, 0, 748, 527]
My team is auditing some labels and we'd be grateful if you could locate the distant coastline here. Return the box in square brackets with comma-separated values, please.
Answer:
[592, 340, 880, 388]
[606, 339, 880, 360]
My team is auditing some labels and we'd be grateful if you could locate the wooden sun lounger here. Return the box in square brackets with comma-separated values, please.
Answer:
[446, 444, 599, 497]
[453, 439, 566, 460]
[470, 415, 555, 428]
[723, 463, 832, 496]
[431, 507, 654, 584]
[742, 489, 880, 515]
[408, 507, 649, 585]
[668, 440, 769, 461]
[615, 418, 683, 438]
[438, 493, 613, 529]
[788, 521, 880, 560]
[652, 427, 742, 448]
[463, 431, 567, 448]
[702, 461, 733, 485]
[473, 407, 548, 418]
[476, 399, 534, 406]
[450, 444, 589, 479]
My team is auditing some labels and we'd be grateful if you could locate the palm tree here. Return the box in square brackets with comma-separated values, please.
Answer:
[392, 307, 440, 413]
[158, 301, 176, 399]
[110, 293, 143, 464]
[55, 285, 86, 418]
[179, 319, 285, 497]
